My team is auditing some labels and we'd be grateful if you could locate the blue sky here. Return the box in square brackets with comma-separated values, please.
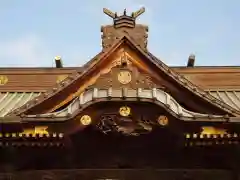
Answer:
[0, 0, 239, 67]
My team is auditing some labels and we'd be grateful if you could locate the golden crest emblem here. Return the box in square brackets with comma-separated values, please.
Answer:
[0, 76, 8, 85]
[119, 106, 131, 117]
[158, 115, 169, 126]
[117, 70, 131, 84]
[80, 115, 92, 126]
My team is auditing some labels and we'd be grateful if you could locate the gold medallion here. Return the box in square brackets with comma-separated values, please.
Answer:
[119, 106, 131, 117]
[158, 115, 168, 126]
[118, 70, 131, 84]
[0, 76, 8, 85]
[80, 115, 92, 126]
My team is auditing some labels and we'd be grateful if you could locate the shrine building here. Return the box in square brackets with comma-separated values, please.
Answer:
[1, 8, 240, 180]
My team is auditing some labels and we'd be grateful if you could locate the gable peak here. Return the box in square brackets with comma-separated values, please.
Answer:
[101, 8, 148, 50]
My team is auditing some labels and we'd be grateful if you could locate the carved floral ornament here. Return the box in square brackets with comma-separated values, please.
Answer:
[111, 50, 132, 68]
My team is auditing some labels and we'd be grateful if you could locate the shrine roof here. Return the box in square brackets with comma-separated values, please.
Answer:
[0, 66, 238, 92]
[0, 8, 240, 121]
[0, 33, 237, 119]
[0, 92, 40, 117]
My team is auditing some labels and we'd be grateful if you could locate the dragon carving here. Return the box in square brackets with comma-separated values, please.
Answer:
[96, 114, 154, 136]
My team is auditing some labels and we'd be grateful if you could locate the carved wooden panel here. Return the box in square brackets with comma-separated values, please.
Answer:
[89, 50, 163, 90]
[92, 65, 162, 89]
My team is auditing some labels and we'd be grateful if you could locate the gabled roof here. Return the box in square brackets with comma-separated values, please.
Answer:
[7, 35, 240, 117]
[173, 66, 240, 90]
[0, 64, 239, 92]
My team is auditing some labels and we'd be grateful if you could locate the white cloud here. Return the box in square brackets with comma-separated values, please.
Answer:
[0, 34, 51, 67]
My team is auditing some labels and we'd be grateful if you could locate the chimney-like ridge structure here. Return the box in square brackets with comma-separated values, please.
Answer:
[101, 8, 148, 50]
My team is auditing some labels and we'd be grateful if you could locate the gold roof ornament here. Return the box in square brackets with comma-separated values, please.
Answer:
[157, 115, 169, 126]
[119, 106, 131, 117]
[23, 126, 49, 135]
[80, 115, 92, 126]
[0, 75, 8, 85]
[118, 70, 132, 84]
[185, 133, 190, 139]
[201, 126, 227, 135]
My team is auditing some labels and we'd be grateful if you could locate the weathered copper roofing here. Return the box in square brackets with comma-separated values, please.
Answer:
[0, 92, 40, 117]
[209, 91, 240, 111]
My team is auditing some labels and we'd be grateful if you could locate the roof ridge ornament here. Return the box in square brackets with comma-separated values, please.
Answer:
[131, 7, 145, 19]
[103, 7, 145, 21]
[101, 7, 148, 49]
